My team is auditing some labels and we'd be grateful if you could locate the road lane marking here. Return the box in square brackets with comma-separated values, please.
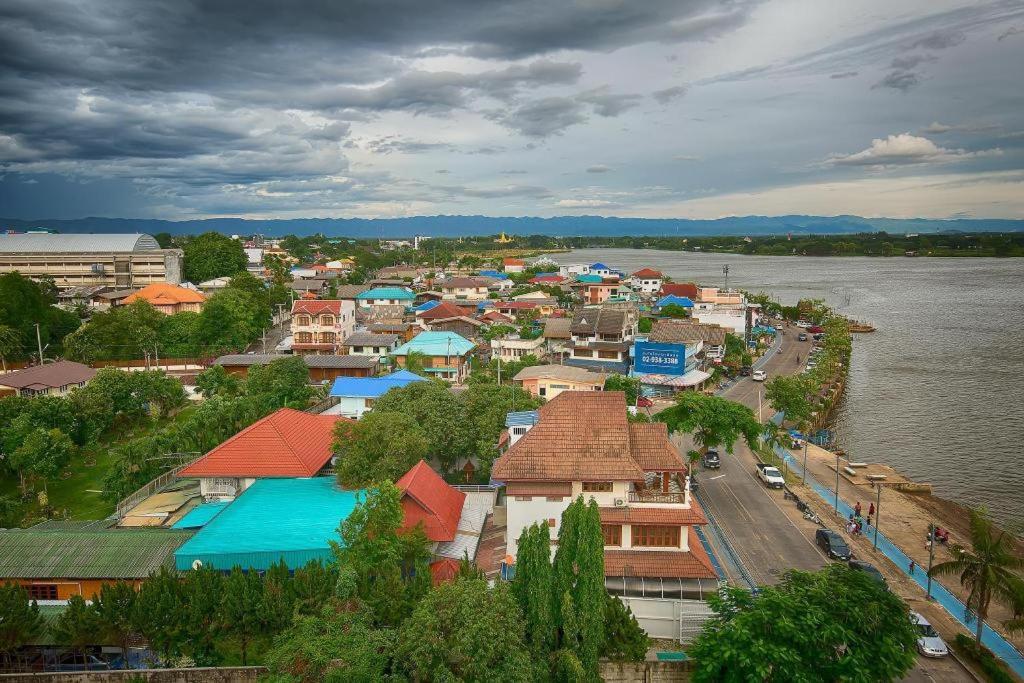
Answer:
[709, 474, 726, 480]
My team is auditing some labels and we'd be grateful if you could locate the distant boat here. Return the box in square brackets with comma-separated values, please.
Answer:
[846, 319, 876, 333]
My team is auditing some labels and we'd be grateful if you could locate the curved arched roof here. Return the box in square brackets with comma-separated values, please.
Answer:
[0, 233, 162, 253]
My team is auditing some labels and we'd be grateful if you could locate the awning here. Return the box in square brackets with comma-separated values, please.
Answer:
[637, 369, 711, 388]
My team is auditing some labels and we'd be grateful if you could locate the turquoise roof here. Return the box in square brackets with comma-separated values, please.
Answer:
[172, 501, 230, 529]
[174, 478, 362, 572]
[392, 331, 475, 357]
[576, 274, 604, 283]
[356, 287, 415, 300]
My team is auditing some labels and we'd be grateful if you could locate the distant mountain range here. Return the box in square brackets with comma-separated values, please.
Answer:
[3, 215, 1023, 238]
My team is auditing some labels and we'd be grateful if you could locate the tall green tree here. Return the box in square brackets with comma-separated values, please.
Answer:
[929, 507, 1024, 644]
[764, 375, 814, 427]
[0, 273, 78, 360]
[689, 565, 917, 682]
[513, 523, 556, 659]
[219, 566, 266, 665]
[134, 566, 184, 660]
[604, 375, 641, 405]
[93, 581, 138, 661]
[372, 381, 469, 473]
[657, 392, 762, 465]
[0, 325, 21, 372]
[244, 356, 311, 407]
[52, 595, 103, 667]
[0, 583, 43, 663]
[290, 560, 337, 616]
[194, 364, 242, 399]
[398, 350, 429, 376]
[196, 289, 263, 354]
[333, 412, 429, 488]
[183, 232, 248, 283]
[263, 559, 296, 634]
[10, 427, 74, 493]
[180, 564, 224, 664]
[396, 577, 536, 683]
[601, 594, 649, 662]
[63, 300, 163, 363]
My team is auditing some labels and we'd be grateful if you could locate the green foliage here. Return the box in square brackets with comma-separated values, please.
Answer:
[764, 374, 815, 428]
[53, 594, 103, 656]
[513, 523, 556, 659]
[195, 364, 242, 399]
[604, 374, 641, 405]
[637, 317, 653, 333]
[10, 427, 75, 492]
[659, 303, 689, 319]
[483, 324, 516, 342]
[220, 566, 267, 665]
[197, 289, 263, 354]
[658, 392, 762, 462]
[396, 577, 536, 683]
[0, 273, 79, 360]
[460, 382, 542, 479]
[290, 560, 338, 616]
[333, 411, 429, 488]
[953, 633, 1016, 683]
[183, 232, 248, 282]
[64, 300, 164, 363]
[601, 594, 649, 662]
[134, 566, 184, 659]
[179, 564, 225, 664]
[689, 565, 918, 682]
[0, 583, 43, 655]
[93, 581, 138, 659]
[372, 381, 470, 473]
[244, 356, 312, 407]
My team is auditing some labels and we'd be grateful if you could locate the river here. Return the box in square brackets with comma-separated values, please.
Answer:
[547, 248, 1024, 526]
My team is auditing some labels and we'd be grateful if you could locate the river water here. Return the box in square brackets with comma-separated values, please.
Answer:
[549, 249, 1024, 525]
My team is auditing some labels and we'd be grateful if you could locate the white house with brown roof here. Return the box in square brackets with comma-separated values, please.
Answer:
[290, 300, 356, 355]
[512, 364, 607, 399]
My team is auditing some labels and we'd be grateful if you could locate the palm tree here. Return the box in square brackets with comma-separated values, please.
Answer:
[400, 350, 429, 376]
[929, 507, 1024, 644]
[0, 325, 21, 373]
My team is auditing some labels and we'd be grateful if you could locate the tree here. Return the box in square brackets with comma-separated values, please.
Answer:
[637, 317, 653, 334]
[333, 411, 429, 488]
[483, 324, 516, 342]
[604, 375, 641, 405]
[290, 559, 338, 616]
[764, 375, 814, 428]
[158, 311, 201, 358]
[601, 593, 649, 662]
[52, 595, 102, 667]
[929, 507, 1024, 645]
[660, 304, 689, 319]
[10, 427, 75, 493]
[179, 564, 224, 664]
[93, 581, 138, 661]
[244, 356, 311, 406]
[689, 564, 917, 682]
[0, 325, 21, 372]
[399, 350, 429, 376]
[134, 566, 184, 660]
[219, 566, 266, 665]
[657, 392, 762, 466]
[371, 381, 469, 473]
[63, 300, 163, 363]
[396, 577, 536, 683]
[513, 523, 556, 659]
[195, 364, 242, 399]
[263, 559, 295, 634]
[196, 289, 263, 354]
[0, 583, 43, 663]
[183, 232, 247, 282]
[0, 273, 78, 360]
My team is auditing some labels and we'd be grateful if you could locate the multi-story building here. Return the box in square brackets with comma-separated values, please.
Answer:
[696, 287, 743, 306]
[391, 331, 475, 383]
[630, 268, 663, 296]
[566, 306, 637, 373]
[290, 300, 356, 355]
[0, 233, 182, 288]
[343, 331, 400, 358]
[490, 335, 546, 363]
[355, 287, 416, 308]
[439, 276, 493, 300]
[502, 258, 526, 273]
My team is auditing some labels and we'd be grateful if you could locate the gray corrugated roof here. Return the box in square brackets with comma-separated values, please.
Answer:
[343, 332, 399, 346]
[0, 233, 161, 253]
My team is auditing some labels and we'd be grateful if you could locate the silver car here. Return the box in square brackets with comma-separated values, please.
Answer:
[911, 612, 949, 658]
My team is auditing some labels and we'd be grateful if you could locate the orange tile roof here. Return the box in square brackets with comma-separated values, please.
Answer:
[430, 557, 462, 585]
[492, 392, 685, 482]
[604, 530, 716, 579]
[503, 258, 525, 265]
[632, 268, 662, 278]
[178, 408, 350, 478]
[292, 300, 343, 315]
[396, 460, 466, 542]
[599, 500, 707, 526]
[124, 283, 205, 305]
[417, 301, 476, 320]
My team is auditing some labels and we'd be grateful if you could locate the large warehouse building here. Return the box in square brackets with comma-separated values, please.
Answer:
[0, 233, 182, 288]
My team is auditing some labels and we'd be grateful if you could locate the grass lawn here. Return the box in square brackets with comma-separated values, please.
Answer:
[1, 405, 198, 524]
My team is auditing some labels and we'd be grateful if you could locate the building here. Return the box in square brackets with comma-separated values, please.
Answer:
[542, 317, 572, 359]
[368, 322, 419, 342]
[691, 303, 747, 336]
[439, 276, 493, 300]
[502, 258, 525, 273]
[178, 408, 348, 499]
[495, 300, 538, 319]
[327, 369, 428, 418]
[335, 284, 370, 301]
[631, 268, 663, 295]
[289, 279, 327, 298]
[214, 353, 378, 381]
[491, 335, 546, 363]
[491, 392, 717, 635]
[660, 283, 699, 300]
[567, 306, 636, 373]
[416, 301, 477, 326]
[290, 300, 356, 355]
[355, 286, 416, 308]
[696, 287, 743, 306]
[343, 332, 400, 357]
[123, 282, 205, 315]
[425, 316, 486, 340]
[513, 364, 607, 399]
[654, 294, 695, 312]
[558, 263, 591, 278]
[391, 331, 475, 383]
[0, 233, 182, 289]
[589, 262, 613, 278]
[0, 521, 192, 600]
[649, 319, 728, 360]
[0, 361, 96, 397]
[631, 323, 711, 396]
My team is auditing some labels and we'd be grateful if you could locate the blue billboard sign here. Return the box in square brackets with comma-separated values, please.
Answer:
[634, 341, 686, 376]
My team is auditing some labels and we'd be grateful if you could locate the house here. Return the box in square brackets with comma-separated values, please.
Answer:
[558, 263, 591, 278]
[660, 283, 699, 300]
[391, 331, 475, 383]
[631, 268, 663, 296]
[56, 284, 112, 309]
[529, 274, 565, 285]
[649, 319, 728, 360]
[439, 276, 493, 300]
[567, 306, 636, 373]
[291, 266, 318, 279]
[655, 294, 694, 312]
[425, 316, 486, 340]
[696, 287, 743, 305]
[327, 369, 428, 418]
[197, 277, 232, 293]
[290, 300, 356, 355]
[690, 303, 747, 336]
[355, 286, 416, 308]
[178, 408, 349, 499]
[589, 262, 613, 277]
[631, 325, 710, 396]
[513, 364, 607, 399]
[491, 335, 546, 363]
[542, 317, 572, 359]
[488, 277, 515, 293]
[91, 288, 137, 309]
[416, 300, 477, 326]
[289, 279, 327, 298]
[343, 332, 400, 357]
[0, 521, 193, 600]
[495, 300, 540, 320]
[334, 284, 371, 301]
[491, 392, 717, 634]
[0, 361, 96, 397]
[502, 258, 525, 273]
[214, 353, 379, 381]
[123, 283, 205, 315]
[480, 310, 515, 326]
[325, 258, 355, 273]
[369, 322, 419, 343]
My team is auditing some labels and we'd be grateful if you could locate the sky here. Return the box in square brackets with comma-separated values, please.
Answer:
[1, 0, 1023, 221]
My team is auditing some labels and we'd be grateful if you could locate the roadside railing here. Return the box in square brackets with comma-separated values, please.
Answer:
[116, 457, 198, 519]
[629, 490, 686, 504]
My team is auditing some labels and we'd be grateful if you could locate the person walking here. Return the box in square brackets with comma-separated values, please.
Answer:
[867, 514, 873, 527]
[868, 502, 875, 517]
[854, 501, 862, 517]
[909, 559, 916, 574]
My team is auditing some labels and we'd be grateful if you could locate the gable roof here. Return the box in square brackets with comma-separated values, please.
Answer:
[632, 268, 663, 278]
[543, 318, 572, 339]
[492, 392, 685, 482]
[329, 369, 428, 399]
[590, 262, 609, 269]
[512, 364, 607, 384]
[396, 460, 466, 542]
[179, 408, 349, 478]
[660, 283, 699, 299]
[441, 276, 494, 289]
[343, 332, 399, 347]
[0, 361, 96, 390]
[335, 284, 371, 299]
[292, 299, 344, 315]
[571, 307, 628, 336]
[124, 283, 205, 306]
[392, 331, 475, 357]
[356, 287, 415, 300]
[649, 319, 728, 345]
[655, 295, 694, 308]
[503, 258, 525, 266]
[417, 301, 476, 320]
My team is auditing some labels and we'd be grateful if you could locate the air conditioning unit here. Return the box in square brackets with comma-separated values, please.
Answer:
[613, 498, 626, 507]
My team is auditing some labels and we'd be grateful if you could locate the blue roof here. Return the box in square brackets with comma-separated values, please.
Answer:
[590, 262, 609, 270]
[478, 270, 506, 279]
[656, 295, 694, 308]
[174, 478, 363, 572]
[392, 331, 475, 357]
[356, 287, 415, 300]
[330, 368, 427, 398]
[413, 300, 440, 312]
[172, 501, 230, 529]
[576, 274, 604, 283]
[505, 410, 539, 428]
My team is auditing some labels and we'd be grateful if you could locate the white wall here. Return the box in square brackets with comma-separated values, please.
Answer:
[692, 310, 745, 336]
[506, 495, 570, 556]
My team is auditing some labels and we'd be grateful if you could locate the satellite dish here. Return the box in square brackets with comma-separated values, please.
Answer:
[192, 559, 203, 570]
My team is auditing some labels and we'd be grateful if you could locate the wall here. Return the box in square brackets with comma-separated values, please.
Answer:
[10, 579, 142, 601]
[599, 661, 691, 682]
[618, 597, 714, 643]
[0, 667, 266, 682]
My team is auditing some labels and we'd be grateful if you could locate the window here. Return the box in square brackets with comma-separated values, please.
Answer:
[598, 350, 619, 359]
[547, 518, 557, 527]
[320, 315, 335, 326]
[582, 482, 613, 492]
[319, 332, 336, 344]
[296, 332, 313, 343]
[296, 315, 311, 326]
[602, 524, 622, 546]
[353, 346, 363, 353]
[538, 386, 546, 397]
[632, 525, 681, 548]
[28, 584, 58, 600]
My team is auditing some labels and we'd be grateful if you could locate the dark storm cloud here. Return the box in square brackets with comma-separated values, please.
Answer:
[874, 70, 921, 92]
[652, 85, 688, 103]
[486, 97, 589, 138]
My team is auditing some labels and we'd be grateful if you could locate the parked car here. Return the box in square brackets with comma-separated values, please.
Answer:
[53, 654, 111, 672]
[815, 529, 852, 561]
[756, 462, 785, 489]
[740, 365, 752, 376]
[636, 396, 654, 408]
[911, 612, 949, 658]
[795, 320, 811, 328]
[849, 560, 886, 587]
[752, 369, 767, 381]
[703, 449, 721, 469]
[797, 332, 808, 341]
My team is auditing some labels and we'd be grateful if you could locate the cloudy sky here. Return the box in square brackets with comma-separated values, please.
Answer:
[1, 0, 1023, 220]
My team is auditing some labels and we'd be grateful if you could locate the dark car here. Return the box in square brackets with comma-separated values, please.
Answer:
[702, 449, 721, 469]
[740, 365, 752, 376]
[797, 333, 808, 342]
[815, 529, 852, 561]
[849, 560, 887, 587]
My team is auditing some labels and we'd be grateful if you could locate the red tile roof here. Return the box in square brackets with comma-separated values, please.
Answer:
[632, 268, 662, 278]
[396, 460, 466, 542]
[660, 283, 699, 299]
[417, 301, 476, 320]
[178, 408, 349, 478]
[503, 258, 525, 266]
[599, 500, 707, 526]
[479, 311, 515, 324]
[529, 275, 564, 284]
[124, 283, 205, 305]
[496, 301, 538, 310]
[291, 300, 343, 315]
[604, 530, 716, 579]
[492, 392, 685, 482]
[430, 557, 462, 585]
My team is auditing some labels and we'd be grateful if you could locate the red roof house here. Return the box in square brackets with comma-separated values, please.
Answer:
[632, 268, 663, 279]
[429, 557, 462, 586]
[660, 283, 699, 299]
[396, 460, 466, 542]
[291, 300, 344, 316]
[529, 275, 565, 284]
[416, 301, 476, 321]
[179, 408, 350, 478]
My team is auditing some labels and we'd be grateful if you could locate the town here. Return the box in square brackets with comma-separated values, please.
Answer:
[0, 231, 1021, 681]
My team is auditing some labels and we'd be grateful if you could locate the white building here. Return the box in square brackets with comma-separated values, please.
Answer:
[630, 268, 664, 296]
[491, 335, 547, 362]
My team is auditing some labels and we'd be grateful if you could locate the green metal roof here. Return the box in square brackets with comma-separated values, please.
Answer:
[0, 523, 193, 579]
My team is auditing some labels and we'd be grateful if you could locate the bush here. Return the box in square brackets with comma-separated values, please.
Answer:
[954, 634, 1016, 683]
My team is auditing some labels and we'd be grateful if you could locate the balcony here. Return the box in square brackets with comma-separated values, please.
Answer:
[628, 490, 686, 504]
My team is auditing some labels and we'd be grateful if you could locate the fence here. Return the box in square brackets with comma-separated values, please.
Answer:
[115, 457, 198, 519]
[91, 358, 213, 371]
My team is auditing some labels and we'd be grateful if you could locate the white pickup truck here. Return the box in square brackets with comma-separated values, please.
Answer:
[756, 462, 786, 489]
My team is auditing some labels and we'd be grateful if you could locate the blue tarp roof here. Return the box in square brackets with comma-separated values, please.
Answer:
[174, 478, 363, 572]
[330, 368, 427, 398]
[413, 300, 440, 312]
[505, 410, 540, 428]
[172, 501, 230, 529]
[478, 270, 506, 279]
[655, 295, 694, 308]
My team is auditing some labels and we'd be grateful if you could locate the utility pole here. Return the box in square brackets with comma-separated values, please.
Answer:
[34, 323, 44, 364]
[926, 523, 936, 599]
[873, 484, 882, 550]
[801, 424, 809, 485]
[262, 328, 267, 354]
[722, 264, 730, 292]
[834, 449, 840, 516]
[154, 344, 159, 369]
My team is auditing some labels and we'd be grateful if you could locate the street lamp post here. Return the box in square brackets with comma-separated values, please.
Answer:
[873, 483, 882, 550]
[834, 449, 840, 515]
[926, 523, 936, 599]
[801, 423, 809, 485]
